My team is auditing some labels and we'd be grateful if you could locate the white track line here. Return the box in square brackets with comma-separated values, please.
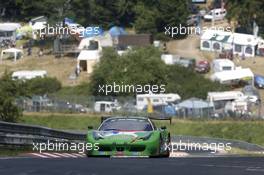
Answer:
[41, 153, 61, 158]
[53, 153, 72, 158]
[71, 153, 86, 157]
[29, 153, 49, 158]
[169, 152, 189, 157]
[62, 153, 78, 158]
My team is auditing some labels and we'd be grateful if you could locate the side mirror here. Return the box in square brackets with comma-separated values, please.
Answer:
[161, 126, 167, 130]
[88, 126, 93, 130]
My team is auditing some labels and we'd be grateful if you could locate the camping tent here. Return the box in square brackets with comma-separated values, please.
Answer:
[0, 48, 23, 63]
[200, 29, 233, 52]
[233, 33, 258, 57]
[200, 29, 260, 57]
[177, 98, 214, 118]
[211, 68, 254, 85]
[109, 26, 127, 38]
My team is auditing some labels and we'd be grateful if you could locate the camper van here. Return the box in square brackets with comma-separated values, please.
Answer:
[94, 101, 121, 113]
[204, 8, 226, 21]
[212, 59, 235, 73]
[136, 93, 181, 110]
[207, 91, 245, 110]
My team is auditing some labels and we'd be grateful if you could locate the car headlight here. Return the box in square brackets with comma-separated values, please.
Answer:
[141, 132, 153, 140]
[93, 131, 104, 140]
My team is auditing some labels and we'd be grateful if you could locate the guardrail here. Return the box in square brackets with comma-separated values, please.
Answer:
[1, 121, 264, 152]
[0, 121, 86, 148]
[172, 135, 264, 152]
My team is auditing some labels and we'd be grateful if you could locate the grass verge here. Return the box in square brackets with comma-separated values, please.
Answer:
[19, 114, 264, 146]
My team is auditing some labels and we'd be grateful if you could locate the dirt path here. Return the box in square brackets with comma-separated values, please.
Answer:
[167, 34, 202, 59]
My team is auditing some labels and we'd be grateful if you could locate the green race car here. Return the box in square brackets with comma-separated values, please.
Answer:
[86, 116, 171, 157]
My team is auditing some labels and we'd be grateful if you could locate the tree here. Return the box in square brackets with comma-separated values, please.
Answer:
[89, 47, 228, 98]
[134, 2, 159, 34]
[134, 0, 189, 38]
[226, 0, 264, 36]
[90, 47, 167, 96]
[0, 73, 24, 122]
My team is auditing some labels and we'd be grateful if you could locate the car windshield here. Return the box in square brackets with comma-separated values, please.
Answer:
[99, 118, 153, 131]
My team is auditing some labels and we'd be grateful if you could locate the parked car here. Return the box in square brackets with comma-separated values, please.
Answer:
[242, 85, 261, 104]
[204, 8, 226, 21]
[177, 57, 196, 69]
[254, 75, 264, 88]
[94, 101, 121, 113]
[195, 60, 210, 73]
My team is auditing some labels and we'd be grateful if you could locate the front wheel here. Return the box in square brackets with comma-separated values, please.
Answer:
[159, 134, 171, 157]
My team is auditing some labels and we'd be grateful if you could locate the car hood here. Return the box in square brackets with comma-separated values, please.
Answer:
[92, 130, 154, 142]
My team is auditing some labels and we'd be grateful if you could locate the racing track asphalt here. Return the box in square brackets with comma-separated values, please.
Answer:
[1, 156, 264, 175]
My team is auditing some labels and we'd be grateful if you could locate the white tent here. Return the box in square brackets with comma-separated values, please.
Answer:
[211, 68, 254, 85]
[12, 70, 47, 80]
[200, 30, 259, 57]
[233, 33, 258, 57]
[200, 29, 233, 52]
[0, 48, 23, 63]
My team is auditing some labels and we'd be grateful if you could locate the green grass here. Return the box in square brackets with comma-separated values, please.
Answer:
[19, 114, 101, 130]
[19, 114, 264, 146]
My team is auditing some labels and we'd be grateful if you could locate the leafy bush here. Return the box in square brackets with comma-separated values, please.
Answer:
[0, 73, 23, 122]
[26, 77, 62, 95]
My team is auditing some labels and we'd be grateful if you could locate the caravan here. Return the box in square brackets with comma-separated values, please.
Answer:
[212, 59, 235, 73]
[136, 93, 181, 110]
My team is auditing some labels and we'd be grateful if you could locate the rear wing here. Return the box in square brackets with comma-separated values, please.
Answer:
[148, 115, 172, 125]
[101, 115, 172, 124]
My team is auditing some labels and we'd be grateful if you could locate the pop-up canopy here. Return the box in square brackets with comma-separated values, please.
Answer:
[0, 48, 23, 63]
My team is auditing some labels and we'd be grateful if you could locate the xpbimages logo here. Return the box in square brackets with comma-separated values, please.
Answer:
[165, 141, 232, 154]
[98, 82, 166, 95]
[32, 140, 99, 153]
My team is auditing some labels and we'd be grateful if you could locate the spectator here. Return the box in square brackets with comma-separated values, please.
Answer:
[38, 48, 43, 57]
[27, 47, 32, 56]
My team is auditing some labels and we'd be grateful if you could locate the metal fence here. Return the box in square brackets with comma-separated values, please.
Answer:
[15, 95, 264, 119]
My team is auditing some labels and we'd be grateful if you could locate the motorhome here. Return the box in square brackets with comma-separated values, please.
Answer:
[204, 8, 226, 21]
[94, 101, 121, 113]
[136, 93, 181, 110]
[210, 68, 254, 86]
[207, 91, 245, 110]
